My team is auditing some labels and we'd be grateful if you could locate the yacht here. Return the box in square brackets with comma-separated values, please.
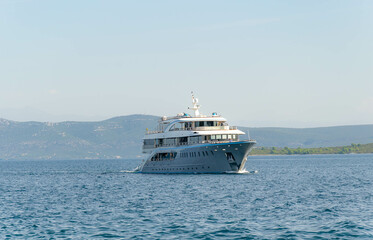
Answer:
[136, 93, 256, 173]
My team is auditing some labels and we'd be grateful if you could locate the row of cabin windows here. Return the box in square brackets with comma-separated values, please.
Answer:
[169, 121, 224, 131]
[150, 150, 213, 162]
[150, 166, 210, 172]
[211, 134, 237, 140]
[180, 151, 214, 158]
[150, 152, 177, 161]
[144, 135, 239, 147]
[195, 121, 224, 127]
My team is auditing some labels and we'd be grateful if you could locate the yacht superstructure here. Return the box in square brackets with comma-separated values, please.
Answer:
[136, 93, 256, 173]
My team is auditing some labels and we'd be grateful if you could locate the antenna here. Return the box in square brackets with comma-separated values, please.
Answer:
[188, 91, 201, 117]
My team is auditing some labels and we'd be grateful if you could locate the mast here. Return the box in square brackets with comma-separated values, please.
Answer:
[188, 91, 201, 117]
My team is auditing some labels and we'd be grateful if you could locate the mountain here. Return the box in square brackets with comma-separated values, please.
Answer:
[0, 115, 158, 160]
[240, 125, 373, 148]
[0, 115, 372, 160]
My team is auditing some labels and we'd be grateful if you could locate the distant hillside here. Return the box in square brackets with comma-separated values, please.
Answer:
[0, 115, 373, 160]
[240, 125, 373, 148]
[0, 115, 158, 160]
[251, 143, 373, 155]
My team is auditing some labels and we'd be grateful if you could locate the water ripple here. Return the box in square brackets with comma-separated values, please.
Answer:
[0, 155, 373, 239]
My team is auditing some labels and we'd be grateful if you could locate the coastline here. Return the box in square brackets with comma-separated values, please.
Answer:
[250, 143, 373, 156]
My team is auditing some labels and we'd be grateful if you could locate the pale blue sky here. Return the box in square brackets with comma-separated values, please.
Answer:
[1, 0, 372, 127]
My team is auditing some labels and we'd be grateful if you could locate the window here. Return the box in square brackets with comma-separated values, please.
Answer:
[211, 135, 216, 140]
[222, 135, 227, 140]
[179, 137, 188, 145]
[227, 135, 232, 139]
[156, 139, 163, 146]
[165, 138, 175, 145]
[189, 136, 200, 144]
[196, 121, 205, 127]
[151, 152, 177, 161]
[144, 139, 154, 145]
[216, 135, 222, 140]
[170, 122, 185, 131]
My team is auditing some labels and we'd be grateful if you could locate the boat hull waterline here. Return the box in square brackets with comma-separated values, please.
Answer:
[137, 141, 255, 174]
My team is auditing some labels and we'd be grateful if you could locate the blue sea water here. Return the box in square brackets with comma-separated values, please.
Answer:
[1, 154, 373, 239]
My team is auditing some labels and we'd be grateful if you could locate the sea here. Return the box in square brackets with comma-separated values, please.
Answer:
[1, 154, 372, 239]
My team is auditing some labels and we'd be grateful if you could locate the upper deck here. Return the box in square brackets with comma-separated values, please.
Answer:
[146, 93, 241, 135]
[146, 115, 239, 135]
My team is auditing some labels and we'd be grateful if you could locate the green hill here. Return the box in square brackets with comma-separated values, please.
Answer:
[251, 143, 373, 155]
[0, 115, 372, 160]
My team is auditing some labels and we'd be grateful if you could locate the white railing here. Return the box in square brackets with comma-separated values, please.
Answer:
[194, 126, 229, 131]
[142, 139, 242, 150]
[146, 126, 238, 134]
[146, 130, 163, 134]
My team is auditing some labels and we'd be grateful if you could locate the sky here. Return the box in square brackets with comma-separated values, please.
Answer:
[0, 0, 372, 127]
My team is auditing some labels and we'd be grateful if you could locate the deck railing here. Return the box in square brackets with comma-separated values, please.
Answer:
[146, 126, 238, 134]
[142, 139, 249, 149]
